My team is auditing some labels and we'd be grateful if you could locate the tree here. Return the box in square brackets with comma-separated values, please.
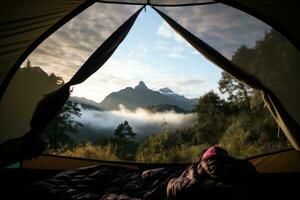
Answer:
[218, 71, 252, 109]
[43, 101, 83, 150]
[113, 121, 136, 143]
[193, 91, 227, 145]
[112, 121, 137, 160]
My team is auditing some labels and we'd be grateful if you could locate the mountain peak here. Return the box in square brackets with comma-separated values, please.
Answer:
[135, 81, 148, 90]
[159, 87, 174, 94]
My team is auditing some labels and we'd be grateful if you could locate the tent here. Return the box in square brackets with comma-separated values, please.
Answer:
[0, 0, 300, 196]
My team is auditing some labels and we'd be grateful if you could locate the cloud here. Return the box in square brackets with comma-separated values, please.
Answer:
[74, 104, 197, 140]
[127, 42, 149, 58]
[24, 3, 140, 82]
[155, 40, 186, 59]
[155, 21, 194, 59]
[159, 4, 271, 58]
[157, 21, 185, 43]
[166, 77, 208, 98]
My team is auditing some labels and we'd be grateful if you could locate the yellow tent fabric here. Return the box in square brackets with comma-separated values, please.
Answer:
[249, 149, 300, 173]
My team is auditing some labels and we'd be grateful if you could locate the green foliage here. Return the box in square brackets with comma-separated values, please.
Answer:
[136, 121, 210, 163]
[218, 72, 252, 109]
[192, 91, 228, 145]
[110, 121, 138, 160]
[219, 114, 289, 158]
[113, 121, 136, 143]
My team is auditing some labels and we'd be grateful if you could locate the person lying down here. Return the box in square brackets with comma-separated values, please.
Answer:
[167, 146, 259, 200]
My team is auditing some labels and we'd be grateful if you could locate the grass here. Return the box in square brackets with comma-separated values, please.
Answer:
[56, 142, 119, 161]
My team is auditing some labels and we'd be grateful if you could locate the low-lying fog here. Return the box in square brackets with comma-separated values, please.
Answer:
[72, 105, 197, 141]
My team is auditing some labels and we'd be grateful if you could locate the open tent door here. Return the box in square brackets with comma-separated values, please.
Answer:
[26, 7, 227, 164]
[12, 6, 291, 171]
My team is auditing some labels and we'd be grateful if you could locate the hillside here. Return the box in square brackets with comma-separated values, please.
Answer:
[0, 63, 63, 143]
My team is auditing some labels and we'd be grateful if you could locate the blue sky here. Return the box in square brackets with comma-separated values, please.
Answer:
[71, 7, 223, 102]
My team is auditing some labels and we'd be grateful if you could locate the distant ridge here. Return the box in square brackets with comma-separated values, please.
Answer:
[97, 81, 198, 111]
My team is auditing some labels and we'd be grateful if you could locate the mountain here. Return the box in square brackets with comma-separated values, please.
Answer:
[98, 81, 196, 111]
[159, 87, 198, 106]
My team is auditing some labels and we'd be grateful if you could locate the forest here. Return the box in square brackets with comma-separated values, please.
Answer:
[43, 30, 293, 163]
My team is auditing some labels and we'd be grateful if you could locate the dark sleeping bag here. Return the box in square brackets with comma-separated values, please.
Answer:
[24, 164, 184, 200]
[24, 146, 260, 200]
[167, 146, 259, 200]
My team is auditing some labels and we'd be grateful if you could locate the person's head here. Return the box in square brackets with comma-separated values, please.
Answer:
[201, 146, 228, 161]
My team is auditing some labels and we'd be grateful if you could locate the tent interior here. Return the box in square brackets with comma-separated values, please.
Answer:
[0, 0, 300, 199]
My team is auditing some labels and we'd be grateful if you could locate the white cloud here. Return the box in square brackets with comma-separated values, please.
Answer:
[155, 21, 198, 59]
[155, 40, 186, 59]
[157, 21, 185, 43]
[127, 42, 149, 58]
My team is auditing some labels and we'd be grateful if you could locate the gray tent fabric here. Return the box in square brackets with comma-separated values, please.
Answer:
[153, 7, 300, 150]
[0, 6, 143, 167]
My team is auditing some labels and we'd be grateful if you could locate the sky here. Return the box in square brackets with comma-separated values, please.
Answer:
[23, 3, 270, 103]
[71, 7, 223, 102]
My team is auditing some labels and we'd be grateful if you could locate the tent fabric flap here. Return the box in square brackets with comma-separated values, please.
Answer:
[0, 6, 144, 168]
[153, 7, 300, 150]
